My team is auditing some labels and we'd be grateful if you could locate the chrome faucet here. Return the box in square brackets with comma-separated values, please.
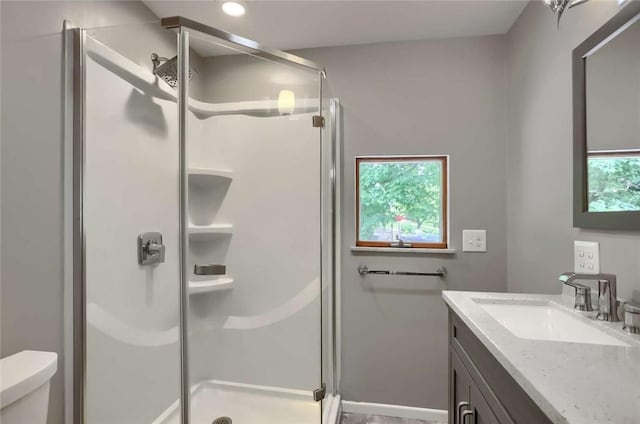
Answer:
[559, 272, 620, 322]
[559, 273, 593, 311]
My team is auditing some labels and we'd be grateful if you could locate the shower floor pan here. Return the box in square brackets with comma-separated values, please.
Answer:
[153, 380, 319, 424]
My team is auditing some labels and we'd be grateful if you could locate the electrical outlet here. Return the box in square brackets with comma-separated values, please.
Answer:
[463, 230, 486, 252]
[574, 241, 600, 274]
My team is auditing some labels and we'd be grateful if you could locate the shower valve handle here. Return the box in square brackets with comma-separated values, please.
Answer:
[137, 232, 165, 265]
[145, 241, 164, 256]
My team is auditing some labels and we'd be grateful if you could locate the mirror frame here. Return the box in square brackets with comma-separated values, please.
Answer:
[573, 0, 640, 230]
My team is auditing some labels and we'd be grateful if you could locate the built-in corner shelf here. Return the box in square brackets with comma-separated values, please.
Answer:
[188, 224, 233, 239]
[188, 168, 233, 187]
[188, 277, 234, 295]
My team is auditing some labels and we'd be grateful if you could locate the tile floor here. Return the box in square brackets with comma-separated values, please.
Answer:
[340, 413, 446, 424]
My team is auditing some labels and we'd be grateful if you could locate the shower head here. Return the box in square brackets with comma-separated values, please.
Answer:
[151, 53, 194, 88]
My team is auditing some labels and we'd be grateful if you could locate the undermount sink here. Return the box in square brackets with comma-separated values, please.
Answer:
[474, 299, 629, 347]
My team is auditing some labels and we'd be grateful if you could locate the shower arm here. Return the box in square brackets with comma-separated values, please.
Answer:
[151, 53, 169, 73]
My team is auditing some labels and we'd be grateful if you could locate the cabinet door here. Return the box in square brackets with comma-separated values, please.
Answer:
[450, 350, 472, 424]
[451, 348, 502, 424]
[468, 381, 501, 424]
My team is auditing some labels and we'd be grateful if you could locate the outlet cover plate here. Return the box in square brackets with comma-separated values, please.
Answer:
[574, 241, 600, 274]
[463, 230, 486, 252]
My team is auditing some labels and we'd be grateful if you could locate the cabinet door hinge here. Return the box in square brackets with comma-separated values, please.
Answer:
[312, 115, 325, 128]
[313, 383, 326, 401]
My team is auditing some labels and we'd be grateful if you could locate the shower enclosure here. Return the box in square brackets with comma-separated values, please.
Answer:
[65, 16, 340, 424]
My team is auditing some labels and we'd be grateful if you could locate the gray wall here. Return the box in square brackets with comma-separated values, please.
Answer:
[0, 2, 174, 424]
[299, 37, 509, 409]
[506, 0, 640, 301]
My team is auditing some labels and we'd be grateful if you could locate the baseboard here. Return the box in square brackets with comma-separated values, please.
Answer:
[342, 400, 447, 422]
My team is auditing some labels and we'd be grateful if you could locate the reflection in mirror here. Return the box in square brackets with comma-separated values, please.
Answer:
[585, 17, 640, 212]
[587, 151, 640, 211]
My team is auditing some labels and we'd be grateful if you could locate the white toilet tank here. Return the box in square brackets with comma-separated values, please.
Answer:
[1, 350, 58, 424]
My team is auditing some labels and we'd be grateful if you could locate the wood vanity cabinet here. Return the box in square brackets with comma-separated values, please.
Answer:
[451, 347, 500, 424]
[448, 310, 553, 424]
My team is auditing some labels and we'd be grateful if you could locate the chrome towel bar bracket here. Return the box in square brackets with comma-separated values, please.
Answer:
[357, 265, 447, 278]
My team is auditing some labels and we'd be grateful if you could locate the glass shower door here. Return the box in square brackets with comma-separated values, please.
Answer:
[177, 28, 325, 424]
[80, 24, 182, 424]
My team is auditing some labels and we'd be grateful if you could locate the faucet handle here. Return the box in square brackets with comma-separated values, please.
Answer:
[573, 284, 593, 312]
[596, 276, 620, 322]
[559, 273, 594, 311]
[623, 302, 640, 334]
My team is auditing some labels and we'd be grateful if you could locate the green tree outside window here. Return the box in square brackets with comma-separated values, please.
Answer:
[358, 158, 446, 245]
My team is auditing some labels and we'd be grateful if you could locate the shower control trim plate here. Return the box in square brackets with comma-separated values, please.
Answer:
[137, 232, 166, 265]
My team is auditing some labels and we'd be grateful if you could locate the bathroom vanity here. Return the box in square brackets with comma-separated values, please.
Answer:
[448, 309, 551, 424]
[444, 291, 640, 424]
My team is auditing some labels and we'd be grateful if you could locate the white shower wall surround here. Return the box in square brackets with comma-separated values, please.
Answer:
[84, 40, 181, 424]
[85, 36, 319, 118]
[186, 88, 321, 392]
[82, 35, 328, 423]
[86, 278, 320, 346]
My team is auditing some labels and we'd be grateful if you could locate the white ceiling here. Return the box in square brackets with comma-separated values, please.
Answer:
[144, 0, 529, 53]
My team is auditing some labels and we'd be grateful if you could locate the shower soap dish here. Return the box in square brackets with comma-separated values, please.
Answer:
[194, 264, 226, 276]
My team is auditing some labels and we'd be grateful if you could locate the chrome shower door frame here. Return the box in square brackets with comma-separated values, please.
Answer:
[63, 22, 89, 424]
[161, 16, 325, 73]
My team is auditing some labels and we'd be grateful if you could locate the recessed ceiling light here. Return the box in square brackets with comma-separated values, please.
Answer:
[222, 1, 245, 17]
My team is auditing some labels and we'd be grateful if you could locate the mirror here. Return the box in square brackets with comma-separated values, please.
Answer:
[573, 2, 640, 229]
[586, 18, 640, 212]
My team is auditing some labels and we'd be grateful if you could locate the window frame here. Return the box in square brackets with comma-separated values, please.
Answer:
[355, 155, 449, 249]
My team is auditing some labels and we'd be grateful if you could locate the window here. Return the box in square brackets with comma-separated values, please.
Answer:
[356, 156, 448, 249]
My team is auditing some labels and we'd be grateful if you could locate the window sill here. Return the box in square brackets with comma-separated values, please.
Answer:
[350, 246, 457, 254]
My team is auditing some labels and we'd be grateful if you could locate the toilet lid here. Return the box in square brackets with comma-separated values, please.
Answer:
[0, 351, 57, 408]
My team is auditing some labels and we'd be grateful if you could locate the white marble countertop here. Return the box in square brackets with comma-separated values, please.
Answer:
[442, 291, 640, 424]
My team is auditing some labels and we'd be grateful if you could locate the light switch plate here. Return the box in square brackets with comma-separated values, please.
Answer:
[463, 230, 486, 252]
[574, 241, 600, 274]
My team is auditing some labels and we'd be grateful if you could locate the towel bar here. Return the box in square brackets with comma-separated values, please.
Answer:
[357, 265, 447, 278]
